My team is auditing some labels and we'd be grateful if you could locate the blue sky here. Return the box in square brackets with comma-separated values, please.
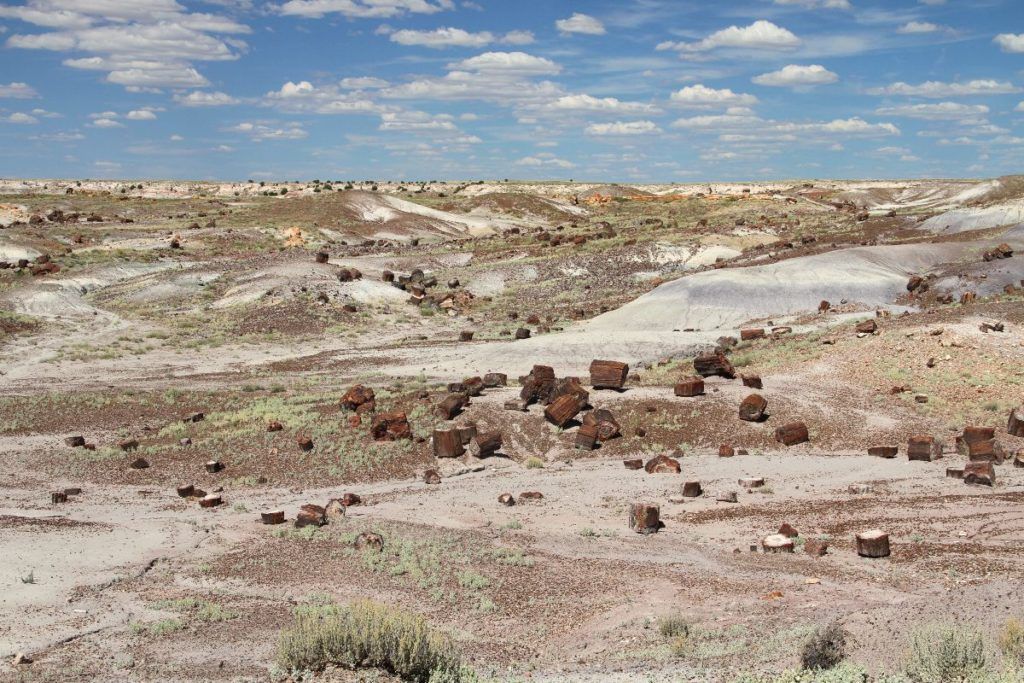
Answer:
[0, 0, 1022, 182]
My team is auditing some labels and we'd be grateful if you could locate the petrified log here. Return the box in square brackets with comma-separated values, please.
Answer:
[483, 372, 507, 388]
[370, 412, 412, 441]
[868, 446, 898, 458]
[693, 352, 735, 379]
[681, 481, 703, 497]
[176, 484, 194, 498]
[778, 522, 798, 538]
[65, 436, 85, 448]
[462, 376, 484, 397]
[740, 328, 765, 341]
[432, 428, 465, 458]
[295, 504, 327, 528]
[518, 491, 544, 502]
[423, 469, 441, 485]
[129, 457, 150, 469]
[674, 376, 705, 397]
[575, 423, 599, 450]
[51, 491, 67, 504]
[340, 493, 361, 507]
[719, 444, 735, 457]
[775, 422, 809, 446]
[805, 539, 828, 557]
[956, 426, 996, 455]
[498, 493, 515, 506]
[739, 477, 765, 489]
[199, 494, 222, 508]
[504, 398, 528, 411]
[545, 393, 586, 428]
[582, 408, 620, 441]
[515, 327, 531, 339]
[459, 330, 474, 342]
[524, 368, 557, 405]
[436, 393, 468, 420]
[456, 423, 477, 445]
[963, 461, 995, 487]
[623, 458, 643, 470]
[741, 374, 762, 389]
[907, 435, 942, 461]
[119, 439, 139, 452]
[644, 454, 681, 474]
[589, 359, 629, 390]
[762, 534, 794, 553]
[967, 439, 1001, 463]
[628, 503, 661, 534]
[818, 300, 831, 313]
[1008, 408, 1024, 437]
[855, 319, 877, 334]
[325, 499, 346, 520]
[856, 529, 890, 558]
[717, 491, 738, 503]
[946, 467, 964, 479]
[297, 436, 314, 452]
[340, 384, 375, 411]
[261, 510, 285, 525]
[468, 431, 502, 458]
[315, 251, 329, 264]
[267, 420, 283, 432]
[739, 394, 768, 422]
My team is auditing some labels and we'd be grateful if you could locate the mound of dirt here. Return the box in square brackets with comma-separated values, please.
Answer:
[439, 192, 586, 226]
[578, 185, 654, 200]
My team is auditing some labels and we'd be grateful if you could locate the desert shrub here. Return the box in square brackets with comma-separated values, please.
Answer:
[524, 456, 544, 469]
[276, 599, 464, 681]
[658, 615, 690, 639]
[904, 623, 989, 682]
[999, 618, 1024, 665]
[802, 622, 847, 670]
[733, 662, 871, 682]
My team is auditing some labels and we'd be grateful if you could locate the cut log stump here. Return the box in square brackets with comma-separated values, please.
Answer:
[589, 359, 629, 390]
[856, 529, 890, 558]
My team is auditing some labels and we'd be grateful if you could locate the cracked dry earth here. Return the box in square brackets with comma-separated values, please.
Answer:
[3, 177, 1024, 682]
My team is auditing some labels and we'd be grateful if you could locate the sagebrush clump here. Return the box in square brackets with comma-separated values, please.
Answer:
[276, 598, 465, 681]
[802, 622, 847, 671]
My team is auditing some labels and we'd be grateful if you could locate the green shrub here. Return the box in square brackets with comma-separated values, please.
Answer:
[276, 599, 464, 681]
[803, 622, 847, 671]
[999, 618, 1024, 665]
[905, 623, 989, 682]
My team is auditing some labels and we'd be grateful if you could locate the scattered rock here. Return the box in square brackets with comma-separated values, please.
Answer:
[644, 454, 681, 474]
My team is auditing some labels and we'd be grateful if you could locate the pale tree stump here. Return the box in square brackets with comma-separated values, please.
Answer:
[856, 529, 890, 558]
[762, 534, 794, 553]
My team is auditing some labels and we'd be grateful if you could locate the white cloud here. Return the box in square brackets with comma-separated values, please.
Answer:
[773, 0, 850, 8]
[670, 84, 758, 108]
[875, 102, 989, 121]
[555, 13, 605, 36]
[752, 64, 837, 87]
[448, 51, 560, 75]
[672, 111, 899, 139]
[390, 27, 492, 48]
[175, 90, 239, 106]
[585, 120, 660, 136]
[379, 110, 456, 131]
[869, 80, 1021, 97]
[501, 30, 534, 45]
[1017, 102, 1024, 113]
[6, 112, 38, 124]
[3, 1, 250, 89]
[126, 108, 157, 120]
[897, 21, 941, 34]
[263, 80, 384, 115]
[340, 76, 389, 89]
[229, 121, 307, 141]
[30, 107, 60, 118]
[170, 134, 184, 141]
[658, 20, 800, 54]
[995, 33, 1024, 53]
[277, 0, 452, 18]
[515, 155, 575, 168]
[89, 117, 123, 128]
[0, 81, 39, 98]
[540, 94, 659, 114]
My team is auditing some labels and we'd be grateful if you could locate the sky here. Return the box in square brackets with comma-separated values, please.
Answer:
[0, 0, 1022, 182]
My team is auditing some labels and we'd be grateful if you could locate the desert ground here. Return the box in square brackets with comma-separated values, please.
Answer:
[2, 175, 1024, 682]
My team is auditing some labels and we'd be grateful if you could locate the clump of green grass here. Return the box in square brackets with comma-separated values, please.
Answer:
[1000, 618, 1024, 665]
[524, 456, 544, 469]
[275, 599, 465, 681]
[658, 615, 690, 639]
